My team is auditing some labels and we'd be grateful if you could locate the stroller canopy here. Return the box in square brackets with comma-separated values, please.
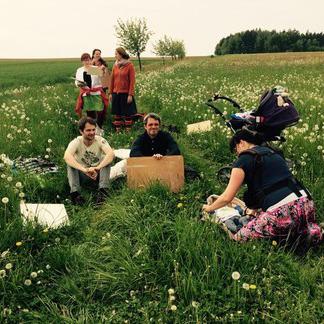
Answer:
[253, 87, 299, 130]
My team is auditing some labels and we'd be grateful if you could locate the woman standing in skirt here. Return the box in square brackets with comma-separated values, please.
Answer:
[75, 53, 108, 134]
[109, 47, 137, 132]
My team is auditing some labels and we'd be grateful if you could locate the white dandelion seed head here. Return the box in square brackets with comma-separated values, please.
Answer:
[168, 288, 175, 295]
[15, 182, 23, 188]
[30, 272, 37, 278]
[242, 283, 250, 290]
[191, 301, 199, 308]
[170, 305, 177, 311]
[5, 263, 13, 270]
[3, 308, 12, 316]
[1, 250, 9, 258]
[0, 269, 6, 278]
[1, 197, 9, 204]
[24, 279, 32, 286]
[231, 271, 241, 280]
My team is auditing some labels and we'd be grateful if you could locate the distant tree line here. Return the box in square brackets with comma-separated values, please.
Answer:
[215, 29, 324, 55]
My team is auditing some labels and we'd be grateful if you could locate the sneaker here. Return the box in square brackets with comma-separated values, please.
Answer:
[95, 188, 109, 205]
[70, 192, 85, 206]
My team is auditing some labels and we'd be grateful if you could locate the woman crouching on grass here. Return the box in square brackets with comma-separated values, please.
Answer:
[202, 128, 322, 245]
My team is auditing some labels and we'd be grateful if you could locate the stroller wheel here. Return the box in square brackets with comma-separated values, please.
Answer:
[217, 166, 232, 183]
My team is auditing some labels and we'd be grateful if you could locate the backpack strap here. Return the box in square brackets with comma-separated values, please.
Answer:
[239, 147, 275, 195]
[238, 148, 311, 208]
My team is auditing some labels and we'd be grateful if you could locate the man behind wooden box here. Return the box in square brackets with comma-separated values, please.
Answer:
[128, 113, 183, 192]
[130, 113, 180, 159]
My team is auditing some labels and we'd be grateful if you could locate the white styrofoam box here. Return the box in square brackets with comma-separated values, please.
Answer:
[20, 202, 69, 229]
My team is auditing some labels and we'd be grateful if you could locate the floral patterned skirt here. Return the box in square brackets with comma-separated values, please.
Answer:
[233, 197, 322, 244]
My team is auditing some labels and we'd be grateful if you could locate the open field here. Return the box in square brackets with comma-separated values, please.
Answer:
[0, 57, 177, 89]
[0, 53, 324, 322]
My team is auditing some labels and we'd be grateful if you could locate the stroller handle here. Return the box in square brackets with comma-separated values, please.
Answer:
[205, 101, 236, 133]
[205, 102, 223, 116]
[211, 94, 244, 112]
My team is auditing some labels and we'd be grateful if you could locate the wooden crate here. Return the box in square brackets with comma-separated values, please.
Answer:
[127, 155, 184, 192]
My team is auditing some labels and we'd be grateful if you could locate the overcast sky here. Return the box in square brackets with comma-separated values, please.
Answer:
[1, 0, 323, 58]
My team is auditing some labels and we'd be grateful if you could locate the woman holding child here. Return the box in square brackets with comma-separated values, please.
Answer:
[92, 48, 110, 93]
[202, 128, 322, 244]
[75, 52, 108, 134]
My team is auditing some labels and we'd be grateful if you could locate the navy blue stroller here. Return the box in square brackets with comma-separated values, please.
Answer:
[205, 86, 299, 182]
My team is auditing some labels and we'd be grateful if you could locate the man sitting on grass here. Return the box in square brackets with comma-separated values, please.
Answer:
[130, 112, 180, 158]
[64, 117, 114, 205]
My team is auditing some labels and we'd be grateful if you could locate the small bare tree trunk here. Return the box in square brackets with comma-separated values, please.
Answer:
[137, 52, 142, 71]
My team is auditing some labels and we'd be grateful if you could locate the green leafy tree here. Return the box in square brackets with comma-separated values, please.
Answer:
[154, 36, 186, 60]
[115, 18, 153, 71]
[153, 37, 169, 64]
[172, 40, 186, 59]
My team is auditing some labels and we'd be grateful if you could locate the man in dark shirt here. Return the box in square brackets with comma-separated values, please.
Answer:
[130, 113, 180, 159]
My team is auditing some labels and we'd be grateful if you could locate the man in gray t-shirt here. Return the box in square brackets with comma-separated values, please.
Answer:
[64, 117, 114, 205]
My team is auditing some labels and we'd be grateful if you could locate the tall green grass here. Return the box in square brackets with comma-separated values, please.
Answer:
[0, 53, 323, 322]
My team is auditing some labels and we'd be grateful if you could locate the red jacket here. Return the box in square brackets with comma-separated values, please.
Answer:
[109, 62, 135, 96]
[75, 87, 109, 117]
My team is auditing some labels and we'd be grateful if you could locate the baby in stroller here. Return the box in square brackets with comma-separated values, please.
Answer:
[228, 86, 299, 141]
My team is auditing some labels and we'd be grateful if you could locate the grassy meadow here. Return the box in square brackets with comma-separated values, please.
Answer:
[0, 53, 324, 323]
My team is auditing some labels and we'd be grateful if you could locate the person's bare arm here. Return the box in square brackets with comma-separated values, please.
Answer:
[64, 151, 87, 173]
[94, 144, 115, 171]
[64, 151, 97, 180]
[202, 168, 245, 213]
